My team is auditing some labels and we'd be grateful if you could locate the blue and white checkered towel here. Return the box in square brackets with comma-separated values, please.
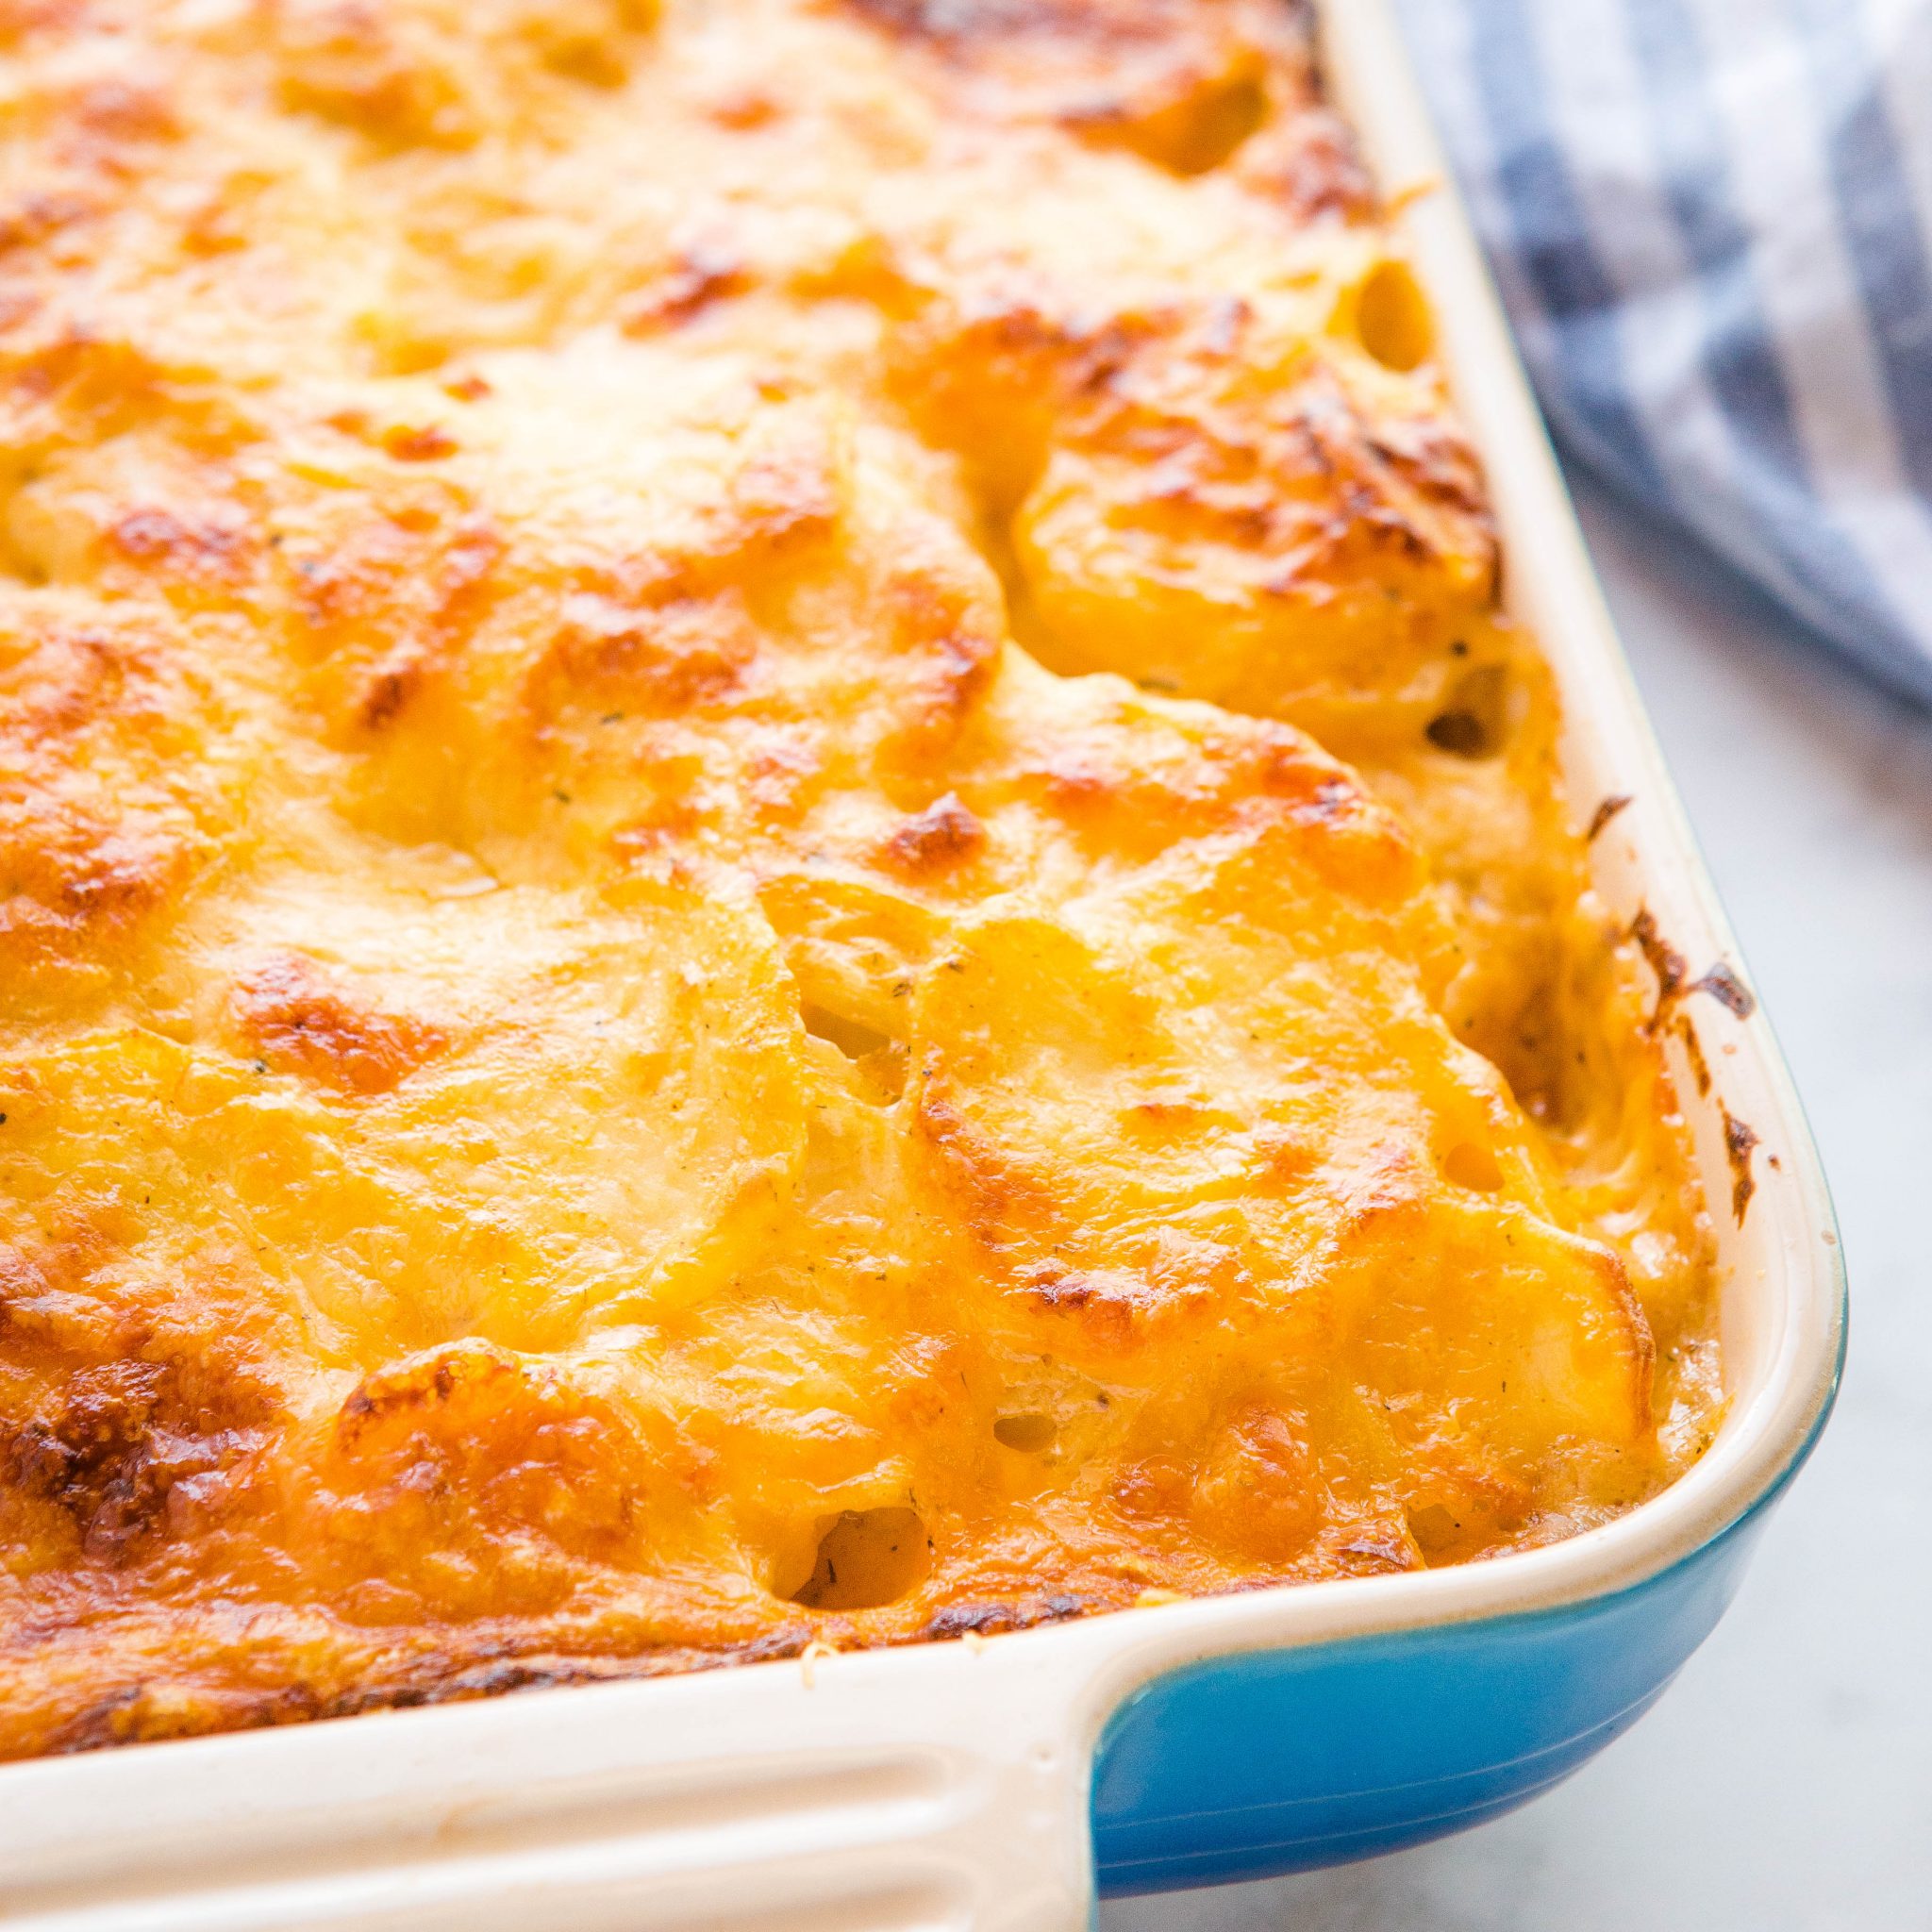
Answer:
[1395, 0, 1932, 708]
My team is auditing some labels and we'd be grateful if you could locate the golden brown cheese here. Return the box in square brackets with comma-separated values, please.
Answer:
[0, 0, 1719, 1757]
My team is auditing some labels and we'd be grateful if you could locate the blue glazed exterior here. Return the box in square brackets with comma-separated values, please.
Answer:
[1091, 1350, 1842, 1897]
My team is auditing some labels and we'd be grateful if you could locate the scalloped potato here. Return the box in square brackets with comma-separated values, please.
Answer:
[0, 0, 1717, 1757]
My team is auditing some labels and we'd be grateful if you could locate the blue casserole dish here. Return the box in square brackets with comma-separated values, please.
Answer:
[0, 5, 1844, 1928]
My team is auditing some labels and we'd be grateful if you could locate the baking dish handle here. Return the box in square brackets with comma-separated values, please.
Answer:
[2, 1633, 1103, 1932]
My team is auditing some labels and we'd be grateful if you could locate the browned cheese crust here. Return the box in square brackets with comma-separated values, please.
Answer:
[0, 0, 1719, 1758]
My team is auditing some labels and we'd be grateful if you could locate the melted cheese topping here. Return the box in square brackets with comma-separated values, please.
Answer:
[0, 0, 1718, 1757]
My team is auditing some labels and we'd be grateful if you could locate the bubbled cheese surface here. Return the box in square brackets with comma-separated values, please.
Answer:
[0, 0, 1718, 1756]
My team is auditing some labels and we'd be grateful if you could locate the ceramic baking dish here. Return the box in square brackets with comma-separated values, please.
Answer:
[0, 3, 1845, 1926]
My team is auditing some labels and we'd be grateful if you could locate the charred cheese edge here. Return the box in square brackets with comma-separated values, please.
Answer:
[0, 0, 1719, 1758]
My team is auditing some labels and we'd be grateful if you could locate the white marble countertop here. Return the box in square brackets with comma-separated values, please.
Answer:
[1103, 475, 1932, 1932]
